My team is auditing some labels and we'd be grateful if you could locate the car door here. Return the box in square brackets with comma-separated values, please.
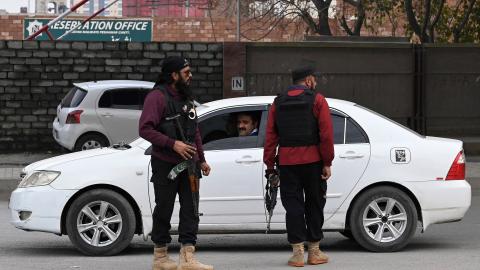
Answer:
[324, 110, 370, 220]
[147, 105, 269, 227]
[96, 88, 144, 144]
[268, 109, 371, 226]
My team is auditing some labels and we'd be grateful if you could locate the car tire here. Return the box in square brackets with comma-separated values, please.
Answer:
[349, 186, 417, 252]
[339, 230, 354, 240]
[74, 133, 109, 151]
[66, 189, 136, 256]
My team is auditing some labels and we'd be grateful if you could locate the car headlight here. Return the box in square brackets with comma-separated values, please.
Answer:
[18, 171, 61, 188]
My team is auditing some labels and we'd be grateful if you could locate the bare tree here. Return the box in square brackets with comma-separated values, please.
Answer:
[311, 0, 334, 35]
[240, 0, 334, 38]
[339, 0, 366, 36]
[404, 0, 446, 43]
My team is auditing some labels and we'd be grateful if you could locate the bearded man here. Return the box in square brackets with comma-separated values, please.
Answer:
[139, 56, 213, 270]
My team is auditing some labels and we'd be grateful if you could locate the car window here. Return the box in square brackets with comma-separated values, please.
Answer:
[202, 136, 258, 151]
[346, 118, 369, 143]
[330, 109, 369, 144]
[98, 89, 144, 110]
[61, 87, 87, 108]
[332, 114, 346, 144]
[139, 90, 148, 109]
[200, 109, 264, 150]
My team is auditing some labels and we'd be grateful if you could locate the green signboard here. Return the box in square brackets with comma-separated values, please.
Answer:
[24, 18, 152, 42]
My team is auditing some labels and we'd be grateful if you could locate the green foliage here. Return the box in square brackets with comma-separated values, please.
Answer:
[436, 0, 480, 43]
[363, 0, 405, 36]
[461, 3, 480, 43]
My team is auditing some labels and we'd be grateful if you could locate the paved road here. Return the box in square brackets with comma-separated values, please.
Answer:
[1, 188, 479, 270]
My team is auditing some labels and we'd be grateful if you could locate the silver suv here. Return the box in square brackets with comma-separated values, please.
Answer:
[53, 80, 154, 151]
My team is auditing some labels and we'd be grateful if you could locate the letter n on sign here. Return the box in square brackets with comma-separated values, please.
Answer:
[232, 76, 244, 91]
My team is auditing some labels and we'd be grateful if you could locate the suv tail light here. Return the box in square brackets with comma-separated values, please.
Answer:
[66, 110, 83, 124]
[445, 150, 466, 180]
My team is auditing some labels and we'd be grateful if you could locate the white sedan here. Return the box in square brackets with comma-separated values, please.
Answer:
[9, 96, 471, 255]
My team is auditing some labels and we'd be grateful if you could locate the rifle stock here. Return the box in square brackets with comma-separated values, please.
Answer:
[188, 165, 199, 193]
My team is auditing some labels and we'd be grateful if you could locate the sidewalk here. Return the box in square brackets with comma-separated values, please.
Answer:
[0, 152, 60, 180]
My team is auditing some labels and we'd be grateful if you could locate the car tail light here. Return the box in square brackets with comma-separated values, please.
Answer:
[66, 110, 83, 124]
[445, 150, 466, 180]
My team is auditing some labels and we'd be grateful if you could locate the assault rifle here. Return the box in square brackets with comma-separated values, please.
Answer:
[166, 113, 202, 217]
[265, 167, 280, 233]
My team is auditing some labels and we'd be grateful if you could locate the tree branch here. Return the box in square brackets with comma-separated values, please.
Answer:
[404, 0, 423, 40]
[340, 14, 355, 35]
[428, 0, 445, 42]
[353, 2, 365, 36]
[453, 0, 476, 42]
[422, 0, 432, 40]
[341, 0, 365, 36]
[431, 0, 446, 28]
[447, 0, 466, 28]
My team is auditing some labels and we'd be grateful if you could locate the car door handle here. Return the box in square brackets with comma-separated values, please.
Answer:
[235, 156, 261, 164]
[101, 113, 113, 117]
[339, 151, 364, 159]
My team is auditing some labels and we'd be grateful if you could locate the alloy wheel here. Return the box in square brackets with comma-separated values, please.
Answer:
[81, 140, 102, 150]
[76, 201, 123, 247]
[362, 197, 408, 243]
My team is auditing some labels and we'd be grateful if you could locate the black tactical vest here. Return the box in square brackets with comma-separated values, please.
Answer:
[153, 85, 198, 143]
[274, 89, 319, 147]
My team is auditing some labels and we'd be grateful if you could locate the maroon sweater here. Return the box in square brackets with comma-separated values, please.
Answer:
[139, 85, 206, 164]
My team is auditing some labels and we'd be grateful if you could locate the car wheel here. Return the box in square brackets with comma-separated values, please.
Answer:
[74, 134, 109, 151]
[349, 186, 417, 252]
[66, 189, 136, 256]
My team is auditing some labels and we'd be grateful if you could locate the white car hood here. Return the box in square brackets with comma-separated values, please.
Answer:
[24, 148, 119, 173]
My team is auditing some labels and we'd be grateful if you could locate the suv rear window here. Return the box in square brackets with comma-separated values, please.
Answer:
[99, 89, 146, 110]
[61, 87, 87, 108]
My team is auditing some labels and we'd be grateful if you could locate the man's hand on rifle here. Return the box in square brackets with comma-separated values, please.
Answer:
[173, 140, 196, 160]
[265, 168, 279, 187]
[200, 162, 211, 176]
[265, 168, 277, 179]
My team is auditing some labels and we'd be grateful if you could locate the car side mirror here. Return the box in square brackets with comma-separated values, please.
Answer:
[144, 146, 152, 155]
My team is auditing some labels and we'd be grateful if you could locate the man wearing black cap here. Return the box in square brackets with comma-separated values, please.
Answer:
[139, 56, 213, 270]
[263, 66, 334, 267]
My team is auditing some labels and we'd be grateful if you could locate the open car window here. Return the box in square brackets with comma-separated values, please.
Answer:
[199, 106, 267, 151]
[202, 136, 258, 151]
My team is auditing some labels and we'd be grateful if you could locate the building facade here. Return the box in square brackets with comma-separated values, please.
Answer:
[122, 0, 208, 18]
[70, 0, 123, 16]
[35, 0, 69, 14]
